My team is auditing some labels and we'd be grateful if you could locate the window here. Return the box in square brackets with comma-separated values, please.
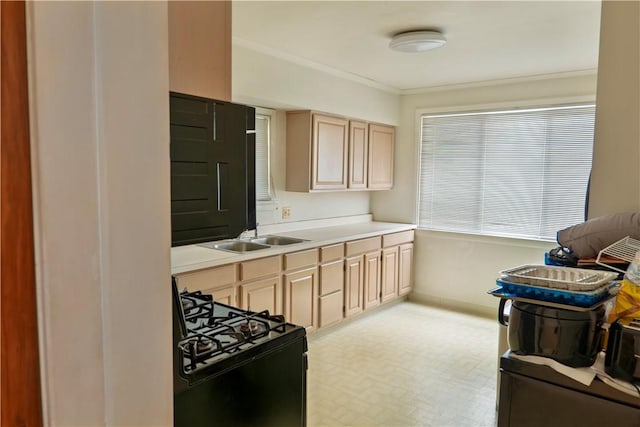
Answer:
[255, 112, 271, 201]
[418, 104, 595, 241]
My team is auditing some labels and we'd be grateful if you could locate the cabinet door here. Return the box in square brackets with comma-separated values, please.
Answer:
[348, 120, 368, 189]
[319, 259, 344, 296]
[168, 1, 231, 101]
[311, 113, 348, 190]
[363, 251, 381, 309]
[170, 94, 250, 245]
[319, 292, 344, 328]
[381, 247, 399, 303]
[240, 276, 283, 315]
[319, 258, 344, 329]
[344, 255, 364, 317]
[284, 267, 318, 332]
[398, 243, 414, 296]
[318, 258, 345, 328]
[367, 123, 394, 189]
[211, 285, 237, 307]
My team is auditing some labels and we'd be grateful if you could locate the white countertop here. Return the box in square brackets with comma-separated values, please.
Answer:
[171, 221, 415, 275]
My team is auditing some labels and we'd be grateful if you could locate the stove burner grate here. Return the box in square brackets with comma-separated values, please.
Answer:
[176, 289, 291, 373]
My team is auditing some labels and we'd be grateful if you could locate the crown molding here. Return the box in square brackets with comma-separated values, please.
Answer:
[232, 36, 401, 95]
[400, 69, 598, 95]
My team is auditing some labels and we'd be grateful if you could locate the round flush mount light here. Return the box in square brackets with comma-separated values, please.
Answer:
[389, 30, 446, 53]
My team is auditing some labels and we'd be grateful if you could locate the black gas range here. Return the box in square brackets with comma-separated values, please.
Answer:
[172, 277, 308, 427]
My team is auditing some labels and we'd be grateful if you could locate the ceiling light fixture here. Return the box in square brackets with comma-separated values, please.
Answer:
[389, 30, 446, 53]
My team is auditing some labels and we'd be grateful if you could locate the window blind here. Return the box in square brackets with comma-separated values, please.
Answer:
[419, 104, 595, 241]
[255, 114, 271, 201]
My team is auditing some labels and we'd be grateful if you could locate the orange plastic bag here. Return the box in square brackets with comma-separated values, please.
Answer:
[608, 279, 640, 324]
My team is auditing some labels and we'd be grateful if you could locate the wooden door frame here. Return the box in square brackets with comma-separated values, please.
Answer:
[1, 1, 44, 425]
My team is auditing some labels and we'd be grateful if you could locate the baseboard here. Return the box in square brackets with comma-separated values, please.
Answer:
[408, 291, 497, 320]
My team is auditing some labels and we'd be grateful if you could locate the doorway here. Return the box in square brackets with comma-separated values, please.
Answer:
[1, 1, 44, 425]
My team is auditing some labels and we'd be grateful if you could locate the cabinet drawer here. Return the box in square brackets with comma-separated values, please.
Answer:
[239, 256, 280, 281]
[319, 259, 344, 295]
[175, 264, 237, 292]
[320, 243, 344, 262]
[382, 230, 414, 247]
[283, 249, 318, 271]
[319, 291, 344, 328]
[345, 236, 381, 256]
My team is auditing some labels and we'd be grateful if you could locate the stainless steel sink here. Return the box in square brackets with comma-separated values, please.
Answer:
[198, 235, 307, 253]
[250, 235, 308, 246]
[199, 240, 270, 253]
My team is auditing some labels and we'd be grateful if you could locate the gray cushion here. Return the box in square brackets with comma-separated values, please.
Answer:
[557, 212, 640, 259]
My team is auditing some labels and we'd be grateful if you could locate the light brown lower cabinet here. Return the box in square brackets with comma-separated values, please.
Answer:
[344, 236, 382, 317]
[381, 246, 399, 303]
[344, 254, 364, 317]
[284, 266, 318, 333]
[319, 291, 344, 328]
[174, 230, 413, 333]
[239, 256, 282, 315]
[211, 285, 236, 307]
[318, 257, 344, 328]
[240, 276, 283, 315]
[363, 251, 381, 310]
[380, 231, 415, 302]
[174, 263, 239, 307]
[398, 243, 414, 296]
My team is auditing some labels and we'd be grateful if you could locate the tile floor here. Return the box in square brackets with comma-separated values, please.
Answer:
[306, 301, 499, 427]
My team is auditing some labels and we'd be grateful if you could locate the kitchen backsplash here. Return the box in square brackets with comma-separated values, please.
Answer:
[238, 213, 374, 238]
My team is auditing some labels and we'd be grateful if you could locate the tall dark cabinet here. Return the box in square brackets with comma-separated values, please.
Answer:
[170, 92, 256, 246]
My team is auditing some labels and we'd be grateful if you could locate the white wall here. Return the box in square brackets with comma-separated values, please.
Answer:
[232, 44, 400, 123]
[29, 2, 172, 425]
[233, 44, 400, 227]
[373, 73, 598, 316]
[588, 0, 640, 218]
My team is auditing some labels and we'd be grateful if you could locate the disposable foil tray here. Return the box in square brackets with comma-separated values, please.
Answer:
[488, 287, 615, 312]
[494, 279, 618, 308]
[500, 265, 617, 291]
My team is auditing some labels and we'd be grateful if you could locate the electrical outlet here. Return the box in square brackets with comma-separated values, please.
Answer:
[282, 207, 291, 220]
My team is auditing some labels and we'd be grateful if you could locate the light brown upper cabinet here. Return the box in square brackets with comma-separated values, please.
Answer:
[286, 111, 349, 191]
[368, 124, 395, 190]
[348, 120, 368, 189]
[286, 111, 395, 192]
[168, 1, 231, 101]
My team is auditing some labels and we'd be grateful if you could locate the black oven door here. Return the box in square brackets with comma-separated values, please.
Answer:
[174, 333, 308, 427]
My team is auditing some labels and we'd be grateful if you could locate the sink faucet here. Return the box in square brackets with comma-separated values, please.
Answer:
[236, 225, 258, 240]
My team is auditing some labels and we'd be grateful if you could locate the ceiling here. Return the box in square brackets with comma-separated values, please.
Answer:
[232, 1, 602, 93]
